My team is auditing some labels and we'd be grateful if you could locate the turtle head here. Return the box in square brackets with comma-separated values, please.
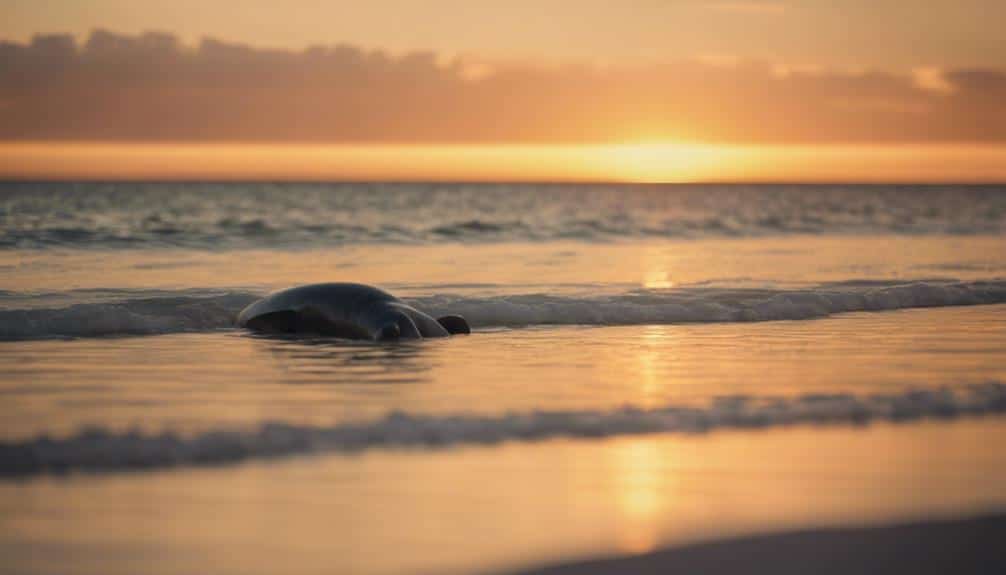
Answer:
[436, 315, 471, 335]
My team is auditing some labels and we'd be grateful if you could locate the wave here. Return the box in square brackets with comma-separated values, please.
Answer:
[411, 280, 1006, 326]
[0, 291, 260, 340]
[3, 183, 1004, 249]
[1, 280, 1005, 340]
[2, 383, 1003, 477]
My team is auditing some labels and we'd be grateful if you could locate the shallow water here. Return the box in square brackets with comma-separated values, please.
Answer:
[3, 419, 1004, 575]
[1, 183, 1005, 574]
[2, 304, 1005, 443]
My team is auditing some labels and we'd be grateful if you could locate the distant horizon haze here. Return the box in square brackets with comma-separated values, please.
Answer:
[5, 142, 1006, 183]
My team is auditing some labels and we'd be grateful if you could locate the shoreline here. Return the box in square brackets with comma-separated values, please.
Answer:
[506, 514, 1006, 575]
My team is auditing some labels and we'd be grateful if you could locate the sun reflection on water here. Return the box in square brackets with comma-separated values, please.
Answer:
[633, 324, 677, 408]
[610, 438, 674, 554]
[643, 269, 675, 289]
[641, 245, 673, 290]
[611, 324, 679, 553]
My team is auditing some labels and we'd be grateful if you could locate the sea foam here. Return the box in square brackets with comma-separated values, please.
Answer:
[1, 280, 1004, 340]
[2, 383, 1003, 477]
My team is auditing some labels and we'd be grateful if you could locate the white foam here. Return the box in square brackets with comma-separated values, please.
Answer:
[410, 280, 1006, 326]
[1, 280, 1004, 340]
[0, 292, 259, 340]
[2, 383, 1003, 477]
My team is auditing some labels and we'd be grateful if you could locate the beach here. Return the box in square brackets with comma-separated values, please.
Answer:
[4, 1, 1006, 571]
[510, 514, 1006, 575]
[1, 182, 1004, 574]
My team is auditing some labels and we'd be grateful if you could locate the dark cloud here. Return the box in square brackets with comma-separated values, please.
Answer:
[0, 29, 1003, 143]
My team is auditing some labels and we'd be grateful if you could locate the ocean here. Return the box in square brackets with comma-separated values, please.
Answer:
[1, 182, 1005, 574]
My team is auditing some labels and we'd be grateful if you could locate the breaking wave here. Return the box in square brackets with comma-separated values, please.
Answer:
[1, 279, 1004, 340]
[0, 291, 260, 340]
[411, 279, 1006, 327]
[2, 383, 1003, 477]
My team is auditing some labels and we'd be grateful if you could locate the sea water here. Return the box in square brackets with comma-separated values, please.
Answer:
[0, 183, 1005, 574]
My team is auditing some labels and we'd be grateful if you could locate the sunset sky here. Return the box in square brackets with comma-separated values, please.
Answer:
[2, 0, 1004, 181]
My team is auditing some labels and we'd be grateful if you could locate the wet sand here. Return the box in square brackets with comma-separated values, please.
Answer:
[510, 514, 1006, 575]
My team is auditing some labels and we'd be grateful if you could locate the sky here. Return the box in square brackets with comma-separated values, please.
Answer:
[2, 0, 1004, 181]
[4, 0, 1004, 69]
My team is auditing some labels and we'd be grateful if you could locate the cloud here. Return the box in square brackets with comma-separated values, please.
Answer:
[0, 29, 1004, 144]
[912, 67, 955, 94]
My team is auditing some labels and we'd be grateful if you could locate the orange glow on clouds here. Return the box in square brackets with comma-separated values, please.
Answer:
[3, 142, 1006, 183]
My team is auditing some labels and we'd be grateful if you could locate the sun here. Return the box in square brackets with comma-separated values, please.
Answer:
[599, 141, 737, 183]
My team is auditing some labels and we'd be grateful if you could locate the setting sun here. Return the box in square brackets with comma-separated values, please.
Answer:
[599, 143, 727, 183]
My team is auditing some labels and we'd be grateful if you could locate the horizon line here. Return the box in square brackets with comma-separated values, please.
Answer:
[4, 177, 1005, 186]
[6, 141, 1006, 184]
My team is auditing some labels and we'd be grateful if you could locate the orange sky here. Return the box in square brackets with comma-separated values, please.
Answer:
[5, 1, 1004, 69]
[2, 1, 1004, 182]
[6, 142, 1006, 183]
